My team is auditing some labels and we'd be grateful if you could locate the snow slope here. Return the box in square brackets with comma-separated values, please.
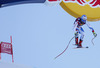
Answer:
[0, 60, 32, 68]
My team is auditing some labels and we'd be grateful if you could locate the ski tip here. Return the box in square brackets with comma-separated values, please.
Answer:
[86, 46, 89, 48]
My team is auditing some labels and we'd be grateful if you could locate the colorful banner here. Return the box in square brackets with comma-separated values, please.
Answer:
[60, 0, 100, 21]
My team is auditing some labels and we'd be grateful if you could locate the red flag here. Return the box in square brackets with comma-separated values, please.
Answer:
[0, 43, 1, 60]
[0, 42, 13, 55]
[0, 43, 1, 53]
[0, 36, 14, 62]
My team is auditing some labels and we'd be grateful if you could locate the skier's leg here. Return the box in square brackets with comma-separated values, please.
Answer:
[78, 27, 84, 47]
[75, 28, 79, 45]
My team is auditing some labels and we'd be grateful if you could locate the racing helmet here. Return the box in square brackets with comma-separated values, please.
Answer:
[81, 15, 87, 23]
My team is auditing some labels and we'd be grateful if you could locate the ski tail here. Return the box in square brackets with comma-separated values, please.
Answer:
[54, 36, 75, 59]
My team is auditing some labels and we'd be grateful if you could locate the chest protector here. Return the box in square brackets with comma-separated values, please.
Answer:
[76, 17, 86, 26]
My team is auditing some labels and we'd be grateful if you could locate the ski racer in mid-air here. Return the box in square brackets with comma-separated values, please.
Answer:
[73, 15, 97, 48]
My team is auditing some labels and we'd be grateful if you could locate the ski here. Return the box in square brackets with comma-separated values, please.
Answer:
[73, 46, 88, 49]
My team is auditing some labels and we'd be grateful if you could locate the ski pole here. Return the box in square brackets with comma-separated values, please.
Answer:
[91, 37, 96, 45]
[54, 36, 75, 59]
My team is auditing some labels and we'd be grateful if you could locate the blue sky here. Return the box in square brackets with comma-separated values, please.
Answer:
[0, 3, 100, 68]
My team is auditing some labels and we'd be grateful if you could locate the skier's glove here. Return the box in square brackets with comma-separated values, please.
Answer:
[75, 32, 78, 36]
[93, 32, 97, 37]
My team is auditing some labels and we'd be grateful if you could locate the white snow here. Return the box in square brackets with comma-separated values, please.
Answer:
[0, 60, 32, 68]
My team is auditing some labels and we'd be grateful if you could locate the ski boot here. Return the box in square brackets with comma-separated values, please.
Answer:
[77, 39, 83, 48]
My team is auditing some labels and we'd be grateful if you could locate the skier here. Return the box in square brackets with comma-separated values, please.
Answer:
[73, 15, 97, 48]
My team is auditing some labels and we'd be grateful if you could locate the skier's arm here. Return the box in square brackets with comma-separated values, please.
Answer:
[86, 21, 97, 37]
[73, 20, 78, 32]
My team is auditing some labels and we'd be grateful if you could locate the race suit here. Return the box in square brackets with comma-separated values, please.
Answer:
[73, 17, 94, 46]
